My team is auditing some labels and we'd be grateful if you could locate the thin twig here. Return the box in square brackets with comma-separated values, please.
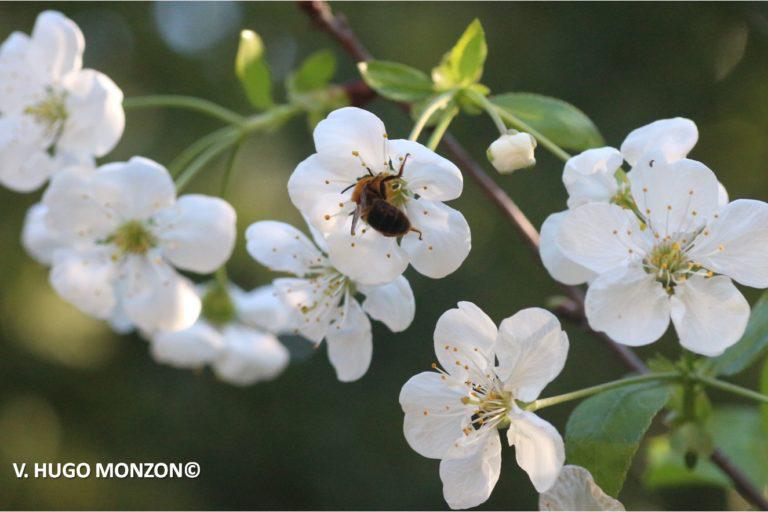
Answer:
[297, 1, 768, 508]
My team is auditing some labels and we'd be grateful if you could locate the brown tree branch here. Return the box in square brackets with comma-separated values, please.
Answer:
[297, 1, 768, 509]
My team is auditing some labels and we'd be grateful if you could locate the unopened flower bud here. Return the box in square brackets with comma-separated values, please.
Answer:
[486, 130, 537, 174]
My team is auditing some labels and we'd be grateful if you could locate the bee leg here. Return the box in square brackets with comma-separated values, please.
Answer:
[410, 227, 423, 240]
[341, 182, 356, 194]
[397, 153, 411, 177]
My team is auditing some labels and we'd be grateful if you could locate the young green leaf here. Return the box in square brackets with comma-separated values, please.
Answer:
[707, 290, 768, 376]
[432, 19, 487, 89]
[357, 61, 434, 102]
[491, 92, 604, 151]
[288, 50, 337, 95]
[565, 382, 671, 497]
[235, 30, 273, 110]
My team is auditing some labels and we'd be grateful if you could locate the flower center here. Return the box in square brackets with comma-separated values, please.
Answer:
[24, 87, 68, 155]
[643, 241, 697, 289]
[202, 283, 236, 326]
[462, 388, 513, 432]
[108, 220, 157, 256]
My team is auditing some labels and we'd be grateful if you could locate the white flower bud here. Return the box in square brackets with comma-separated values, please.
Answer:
[487, 130, 537, 174]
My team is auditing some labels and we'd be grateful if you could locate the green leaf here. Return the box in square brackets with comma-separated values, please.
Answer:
[432, 19, 487, 89]
[761, 357, 768, 433]
[565, 382, 671, 497]
[287, 50, 337, 95]
[491, 92, 604, 151]
[644, 406, 768, 492]
[707, 290, 768, 376]
[235, 30, 273, 110]
[357, 60, 434, 102]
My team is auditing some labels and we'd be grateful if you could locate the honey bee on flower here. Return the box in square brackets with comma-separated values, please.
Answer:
[288, 107, 471, 285]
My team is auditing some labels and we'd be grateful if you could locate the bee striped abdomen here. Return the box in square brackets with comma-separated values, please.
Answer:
[365, 200, 411, 237]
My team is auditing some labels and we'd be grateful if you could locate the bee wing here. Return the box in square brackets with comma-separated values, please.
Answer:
[351, 192, 368, 236]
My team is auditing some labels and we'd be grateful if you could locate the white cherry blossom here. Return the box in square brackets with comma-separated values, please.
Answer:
[150, 284, 291, 386]
[539, 465, 624, 511]
[246, 219, 415, 382]
[40, 156, 236, 332]
[288, 107, 471, 285]
[542, 118, 727, 286]
[0, 11, 124, 192]
[556, 153, 768, 355]
[399, 303, 567, 509]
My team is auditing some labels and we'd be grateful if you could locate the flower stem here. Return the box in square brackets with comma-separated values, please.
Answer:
[427, 105, 459, 151]
[692, 374, 768, 404]
[123, 95, 245, 126]
[464, 88, 507, 135]
[220, 137, 245, 199]
[493, 105, 572, 163]
[408, 91, 456, 143]
[523, 372, 679, 412]
[169, 126, 239, 177]
[174, 132, 240, 191]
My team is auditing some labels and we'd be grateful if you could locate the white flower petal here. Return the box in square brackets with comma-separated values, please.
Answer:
[246, 220, 327, 277]
[507, 410, 565, 493]
[288, 153, 358, 233]
[22, 203, 64, 265]
[49, 247, 116, 320]
[387, 138, 463, 201]
[0, 116, 74, 192]
[324, 297, 372, 382]
[233, 285, 294, 334]
[121, 256, 201, 332]
[359, 275, 415, 332]
[59, 69, 124, 157]
[585, 265, 671, 346]
[273, 277, 336, 344]
[670, 275, 750, 357]
[434, 302, 497, 380]
[150, 321, 223, 369]
[27, 11, 84, 79]
[439, 433, 502, 510]
[620, 117, 698, 166]
[326, 226, 409, 285]
[556, 203, 649, 273]
[402, 199, 471, 279]
[688, 199, 768, 288]
[400, 371, 472, 459]
[540, 212, 596, 285]
[213, 325, 289, 385]
[563, 147, 622, 208]
[155, 194, 236, 274]
[629, 156, 720, 238]
[539, 465, 625, 511]
[717, 181, 729, 208]
[313, 107, 388, 169]
[90, 156, 176, 221]
[496, 308, 569, 402]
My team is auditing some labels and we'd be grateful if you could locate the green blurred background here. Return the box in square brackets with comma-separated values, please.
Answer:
[1, 1, 768, 509]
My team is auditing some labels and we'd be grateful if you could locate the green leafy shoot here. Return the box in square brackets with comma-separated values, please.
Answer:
[432, 19, 487, 89]
[235, 30, 273, 110]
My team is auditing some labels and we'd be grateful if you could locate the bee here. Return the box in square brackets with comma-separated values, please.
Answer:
[342, 153, 423, 239]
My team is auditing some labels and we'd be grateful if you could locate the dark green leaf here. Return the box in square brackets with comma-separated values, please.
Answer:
[235, 30, 273, 110]
[288, 50, 337, 95]
[357, 60, 434, 102]
[491, 92, 604, 151]
[432, 19, 487, 88]
[566, 382, 671, 497]
[708, 290, 768, 376]
[642, 434, 729, 490]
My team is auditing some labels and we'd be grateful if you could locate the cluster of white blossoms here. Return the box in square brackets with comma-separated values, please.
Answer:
[540, 118, 768, 356]
[400, 303, 568, 509]
[7, 12, 292, 386]
[244, 107, 471, 381]
[0, 11, 124, 192]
